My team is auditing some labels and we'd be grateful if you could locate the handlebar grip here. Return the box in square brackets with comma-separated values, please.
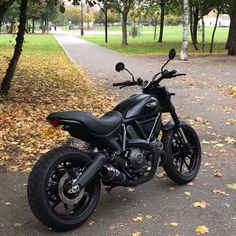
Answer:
[169, 70, 177, 75]
[173, 73, 186, 77]
[113, 82, 127, 87]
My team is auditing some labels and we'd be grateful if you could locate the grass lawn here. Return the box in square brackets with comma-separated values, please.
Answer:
[0, 34, 114, 171]
[83, 26, 229, 55]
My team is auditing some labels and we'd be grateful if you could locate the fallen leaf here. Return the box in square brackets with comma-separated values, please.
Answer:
[215, 143, 224, 147]
[193, 201, 209, 208]
[201, 140, 210, 144]
[212, 189, 229, 195]
[13, 223, 22, 228]
[184, 191, 191, 196]
[156, 172, 164, 177]
[133, 216, 143, 222]
[213, 170, 223, 177]
[186, 182, 194, 186]
[132, 232, 142, 236]
[226, 183, 236, 190]
[127, 187, 135, 192]
[145, 214, 153, 219]
[169, 222, 178, 227]
[5, 202, 11, 205]
[224, 137, 235, 144]
[89, 221, 94, 225]
[195, 225, 209, 234]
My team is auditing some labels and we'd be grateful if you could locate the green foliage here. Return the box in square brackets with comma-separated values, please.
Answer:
[82, 25, 228, 54]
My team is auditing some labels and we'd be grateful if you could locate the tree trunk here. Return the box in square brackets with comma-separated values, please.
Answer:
[121, 9, 128, 45]
[192, 9, 199, 44]
[228, 0, 236, 55]
[201, 16, 205, 52]
[180, 0, 189, 61]
[158, 0, 165, 43]
[9, 19, 14, 33]
[154, 17, 157, 40]
[104, 6, 108, 43]
[32, 17, 35, 33]
[0, 0, 28, 94]
[189, 0, 199, 50]
[46, 16, 49, 34]
[210, 6, 220, 53]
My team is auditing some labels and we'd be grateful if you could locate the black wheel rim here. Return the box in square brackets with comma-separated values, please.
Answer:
[171, 130, 198, 176]
[46, 158, 94, 219]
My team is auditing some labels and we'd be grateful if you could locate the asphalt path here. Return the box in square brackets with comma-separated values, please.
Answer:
[0, 30, 235, 236]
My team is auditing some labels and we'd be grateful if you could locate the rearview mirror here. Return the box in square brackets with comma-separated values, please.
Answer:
[115, 62, 125, 72]
[169, 48, 176, 60]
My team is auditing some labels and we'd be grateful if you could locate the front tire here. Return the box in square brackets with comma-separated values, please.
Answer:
[162, 122, 201, 184]
[27, 147, 101, 231]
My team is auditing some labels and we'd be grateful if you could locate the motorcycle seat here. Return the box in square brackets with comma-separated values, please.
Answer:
[47, 111, 122, 135]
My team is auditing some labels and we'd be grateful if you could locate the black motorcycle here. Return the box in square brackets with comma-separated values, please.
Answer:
[27, 49, 201, 231]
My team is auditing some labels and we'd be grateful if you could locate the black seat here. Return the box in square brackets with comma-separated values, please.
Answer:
[47, 111, 122, 135]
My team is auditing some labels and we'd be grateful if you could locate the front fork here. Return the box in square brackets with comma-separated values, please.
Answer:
[167, 104, 193, 154]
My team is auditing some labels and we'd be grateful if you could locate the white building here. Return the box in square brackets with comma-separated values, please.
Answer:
[204, 11, 230, 27]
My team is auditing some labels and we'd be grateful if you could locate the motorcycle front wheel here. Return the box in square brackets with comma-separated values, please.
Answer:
[162, 122, 201, 184]
[27, 147, 101, 231]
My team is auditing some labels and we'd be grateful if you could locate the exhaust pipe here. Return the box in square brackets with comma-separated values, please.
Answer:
[72, 153, 107, 189]
[100, 165, 126, 185]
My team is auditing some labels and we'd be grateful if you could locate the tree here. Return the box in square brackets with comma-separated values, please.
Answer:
[0, 0, 16, 31]
[180, 0, 189, 61]
[228, 0, 236, 55]
[0, 0, 91, 94]
[109, 0, 135, 45]
[209, 2, 221, 53]
[158, 0, 165, 42]
[0, 0, 28, 94]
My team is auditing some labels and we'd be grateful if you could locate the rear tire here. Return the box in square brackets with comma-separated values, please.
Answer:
[27, 147, 101, 231]
[162, 122, 201, 184]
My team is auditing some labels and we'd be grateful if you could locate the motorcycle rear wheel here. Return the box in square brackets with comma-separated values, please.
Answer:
[162, 122, 201, 184]
[27, 146, 101, 231]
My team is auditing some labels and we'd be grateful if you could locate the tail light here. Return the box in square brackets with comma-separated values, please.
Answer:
[48, 119, 60, 127]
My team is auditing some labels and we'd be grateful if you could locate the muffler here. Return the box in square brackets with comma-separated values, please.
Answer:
[71, 153, 107, 189]
[100, 165, 126, 185]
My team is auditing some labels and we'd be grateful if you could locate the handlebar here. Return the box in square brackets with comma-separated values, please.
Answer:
[113, 70, 186, 89]
[113, 80, 140, 88]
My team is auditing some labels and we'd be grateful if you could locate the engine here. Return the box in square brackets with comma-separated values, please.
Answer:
[127, 148, 151, 176]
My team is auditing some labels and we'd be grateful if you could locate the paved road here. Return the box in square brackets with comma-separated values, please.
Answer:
[0, 31, 236, 236]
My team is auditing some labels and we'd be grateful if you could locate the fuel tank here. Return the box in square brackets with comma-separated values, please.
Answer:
[113, 94, 160, 120]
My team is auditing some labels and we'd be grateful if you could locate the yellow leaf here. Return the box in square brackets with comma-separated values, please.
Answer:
[169, 222, 178, 227]
[13, 223, 22, 228]
[195, 225, 209, 234]
[212, 189, 229, 195]
[145, 214, 153, 219]
[224, 137, 235, 144]
[201, 140, 210, 144]
[132, 232, 142, 236]
[184, 191, 191, 196]
[213, 170, 223, 178]
[89, 221, 94, 225]
[226, 183, 236, 190]
[133, 216, 143, 222]
[186, 182, 194, 186]
[5, 202, 11, 205]
[127, 187, 135, 192]
[156, 172, 165, 177]
[193, 201, 209, 208]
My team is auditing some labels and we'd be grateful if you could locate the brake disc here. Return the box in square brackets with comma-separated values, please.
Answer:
[58, 173, 85, 205]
